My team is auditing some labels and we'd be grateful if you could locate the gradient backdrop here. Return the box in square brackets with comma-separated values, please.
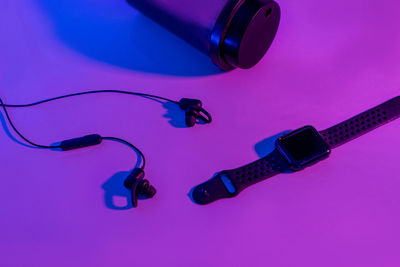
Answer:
[1, 0, 400, 266]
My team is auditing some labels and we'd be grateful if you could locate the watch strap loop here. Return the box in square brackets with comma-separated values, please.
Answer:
[192, 149, 289, 205]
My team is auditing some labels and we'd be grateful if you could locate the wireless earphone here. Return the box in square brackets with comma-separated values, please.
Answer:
[178, 98, 212, 127]
[0, 90, 212, 208]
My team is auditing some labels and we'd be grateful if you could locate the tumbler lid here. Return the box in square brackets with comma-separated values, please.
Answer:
[210, 0, 281, 70]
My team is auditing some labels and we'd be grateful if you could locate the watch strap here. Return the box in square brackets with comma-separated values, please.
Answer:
[192, 149, 289, 205]
[320, 96, 400, 149]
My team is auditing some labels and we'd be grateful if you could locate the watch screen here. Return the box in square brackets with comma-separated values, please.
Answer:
[278, 126, 330, 164]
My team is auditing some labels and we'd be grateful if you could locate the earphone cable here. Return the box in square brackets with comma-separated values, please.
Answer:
[0, 89, 179, 108]
[0, 95, 147, 167]
[0, 96, 60, 149]
[101, 137, 146, 169]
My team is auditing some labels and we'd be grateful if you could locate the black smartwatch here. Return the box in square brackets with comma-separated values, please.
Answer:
[192, 96, 400, 205]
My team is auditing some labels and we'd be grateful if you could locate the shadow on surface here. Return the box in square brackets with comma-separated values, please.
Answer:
[102, 171, 134, 210]
[37, 0, 222, 76]
[0, 112, 49, 149]
[101, 134, 147, 210]
[163, 101, 186, 128]
[254, 130, 291, 158]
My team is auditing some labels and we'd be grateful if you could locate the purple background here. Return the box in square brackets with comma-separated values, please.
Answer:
[1, 0, 400, 266]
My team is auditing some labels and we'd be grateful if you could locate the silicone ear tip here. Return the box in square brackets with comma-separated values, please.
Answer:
[186, 116, 196, 127]
[185, 111, 197, 127]
[139, 180, 156, 198]
[145, 185, 157, 198]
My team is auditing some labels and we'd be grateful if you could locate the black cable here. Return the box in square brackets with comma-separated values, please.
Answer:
[0, 89, 179, 108]
[0, 90, 174, 166]
[101, 137, 146, 169]
[0, 96, 60, 149]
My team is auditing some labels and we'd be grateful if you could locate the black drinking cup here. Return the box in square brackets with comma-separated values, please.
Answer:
[128, 0, 281, 70]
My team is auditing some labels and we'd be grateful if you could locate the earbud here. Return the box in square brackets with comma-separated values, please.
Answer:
[178, 98, 212, 127]
[124, 168, 157, 208]
[185, 109, 199, 127]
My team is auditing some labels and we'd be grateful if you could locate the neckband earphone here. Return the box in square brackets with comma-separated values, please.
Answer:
[0, 90, 212, 208]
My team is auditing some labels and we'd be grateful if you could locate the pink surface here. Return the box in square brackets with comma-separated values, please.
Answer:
[1, 0, 400, 266]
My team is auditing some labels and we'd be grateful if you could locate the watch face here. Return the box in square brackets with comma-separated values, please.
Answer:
[276, 126, 331, 170]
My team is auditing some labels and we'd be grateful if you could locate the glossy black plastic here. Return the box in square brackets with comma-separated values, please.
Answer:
[211, 0, 281, 70]
[276, 126, 331, 171]
[60, 134, 102, 151]
[128, 0, 280, 70]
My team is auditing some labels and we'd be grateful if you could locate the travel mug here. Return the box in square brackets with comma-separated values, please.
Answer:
[128, 0, 281, 70]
